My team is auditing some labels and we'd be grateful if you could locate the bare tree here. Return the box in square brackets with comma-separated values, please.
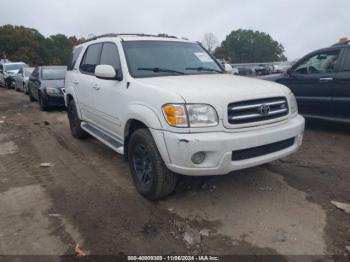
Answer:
[202, 33, 219, 54]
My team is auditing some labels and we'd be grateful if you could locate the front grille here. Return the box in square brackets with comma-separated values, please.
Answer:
[228, 97, 289, 125]
[232, 138, 295, 161]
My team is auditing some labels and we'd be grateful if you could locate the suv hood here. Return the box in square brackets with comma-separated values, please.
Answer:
[138, 74, 290, 105]
[6, 70, 19, 76]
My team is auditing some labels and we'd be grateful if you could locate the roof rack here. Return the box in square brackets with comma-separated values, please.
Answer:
[82, 33, 178, 44]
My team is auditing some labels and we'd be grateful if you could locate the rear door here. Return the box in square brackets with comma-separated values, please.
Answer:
[16, 68, 24, 90]
[77, 43, 103, 124]
[333, 47, 350, 119]
[279, 49, 340, 117]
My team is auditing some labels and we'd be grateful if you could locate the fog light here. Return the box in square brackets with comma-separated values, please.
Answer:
[191, 152, 206, 165]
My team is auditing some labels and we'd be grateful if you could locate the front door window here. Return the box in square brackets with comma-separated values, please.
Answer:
[294, 51, 340, 75]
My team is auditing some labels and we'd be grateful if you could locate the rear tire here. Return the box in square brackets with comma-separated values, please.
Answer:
[67, 99, 88, 139]
[28, 88, 35, 102]
[128, 128, 178, 200]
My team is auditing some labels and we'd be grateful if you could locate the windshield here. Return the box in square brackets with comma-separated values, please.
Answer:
[5, 63, 27, 71]
[122, 41, 223, 78]
[24, 68, 34, 77]
[42, 68, 67, 80]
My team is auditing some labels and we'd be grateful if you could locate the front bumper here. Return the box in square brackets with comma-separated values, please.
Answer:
[151, 115, 305, 176]
[44, 94, 65, 107]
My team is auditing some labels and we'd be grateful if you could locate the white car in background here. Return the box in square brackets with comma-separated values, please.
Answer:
[0, 62, 28, 88]
[14, 67, 35, 93]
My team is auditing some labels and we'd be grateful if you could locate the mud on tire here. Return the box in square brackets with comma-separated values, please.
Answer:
[128, 128, 178, 200]
[67, 99, 88, 139]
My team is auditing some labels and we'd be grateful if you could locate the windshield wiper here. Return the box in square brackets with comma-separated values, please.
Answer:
[138, 67, 186, 75]
[185, 67, 223, 73]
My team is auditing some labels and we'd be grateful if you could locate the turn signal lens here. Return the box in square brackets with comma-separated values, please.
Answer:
[162, 104, 188, 127]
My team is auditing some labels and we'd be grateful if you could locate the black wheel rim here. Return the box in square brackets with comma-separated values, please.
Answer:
[132, 144, 152, 186]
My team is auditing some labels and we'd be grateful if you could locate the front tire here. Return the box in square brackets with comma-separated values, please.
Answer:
[128, 128, 178, 200]
[39, 93, 49, 111]
[24, 84, 29, 95]
[67, 99, 88, 139]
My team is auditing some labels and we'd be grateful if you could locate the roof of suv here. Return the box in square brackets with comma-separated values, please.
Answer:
[79, 33, 194, 46]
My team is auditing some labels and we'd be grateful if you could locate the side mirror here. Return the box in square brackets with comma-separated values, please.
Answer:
[224, 63, 233, 74]
[286, 68, 292, 75]
[95, 65, 122, 80]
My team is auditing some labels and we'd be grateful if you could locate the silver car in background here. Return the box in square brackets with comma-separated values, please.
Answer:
[14, 67, 34, 93]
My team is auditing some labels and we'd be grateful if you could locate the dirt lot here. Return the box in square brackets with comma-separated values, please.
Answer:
[0, 88, 349, 260]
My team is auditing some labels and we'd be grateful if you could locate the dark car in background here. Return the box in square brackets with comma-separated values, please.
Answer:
[27, 66, 67, 111]
[236, 67, 255, 76]
[261, 39, 350, 123]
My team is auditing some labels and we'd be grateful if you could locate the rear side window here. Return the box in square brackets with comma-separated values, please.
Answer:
[100, 43, 122, 72]
[342, 49, 350, 71]
[67, 46, 83, 71]
[80, 43, 102, 74]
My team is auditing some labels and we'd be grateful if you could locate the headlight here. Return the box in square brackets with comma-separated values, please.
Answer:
[289, 92, 298, 115]
[45, 87, 61, 95]
[186, 104, 218, 127]
[162, 104, 218, 127]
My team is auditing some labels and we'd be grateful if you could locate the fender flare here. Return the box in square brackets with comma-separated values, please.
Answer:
[124, 104, 171, 164]
[64, 89, 83, 119]
[124, 104, 164, 131]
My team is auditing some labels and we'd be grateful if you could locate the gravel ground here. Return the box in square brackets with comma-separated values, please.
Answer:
[0, 88, 349, 260]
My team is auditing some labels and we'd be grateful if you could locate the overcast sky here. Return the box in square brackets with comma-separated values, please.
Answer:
[0, 0, 349, 60]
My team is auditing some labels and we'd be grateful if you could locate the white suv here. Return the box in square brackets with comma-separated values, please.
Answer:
[64, 34, 305, 200]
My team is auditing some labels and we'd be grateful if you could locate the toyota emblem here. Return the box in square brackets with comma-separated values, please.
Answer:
[259, 104, 270, 115]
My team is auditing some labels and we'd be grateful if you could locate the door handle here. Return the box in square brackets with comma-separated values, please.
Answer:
[73, 80, 79, 85]
[92, 84, 100, 90]
[319, 77, 333, 82]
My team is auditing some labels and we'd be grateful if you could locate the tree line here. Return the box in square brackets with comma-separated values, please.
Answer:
[203, 29, 287, 63]
[0, 25, 287, 66]
[0, 25, 85, 66]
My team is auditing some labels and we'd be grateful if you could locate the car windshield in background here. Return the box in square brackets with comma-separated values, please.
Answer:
[122, 41, 223, 78]
[5, 63, 27, 71]
[24, 69, 34, 77]
[42, 68, 67, 80]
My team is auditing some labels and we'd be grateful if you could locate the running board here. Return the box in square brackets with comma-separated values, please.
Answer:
[81, 122, 124, 155]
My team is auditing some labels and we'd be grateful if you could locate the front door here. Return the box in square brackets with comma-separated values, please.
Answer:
[92, 42, 125, 141]
[279, 49, 340, 117]
[333, 48, 350, 119]
[0, 64, 4, 86]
